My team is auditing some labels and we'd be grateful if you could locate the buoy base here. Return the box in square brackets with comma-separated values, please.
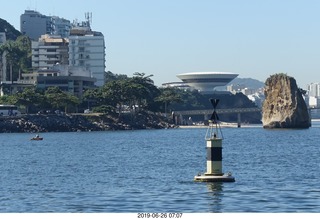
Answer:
[194, 172, 235, 182]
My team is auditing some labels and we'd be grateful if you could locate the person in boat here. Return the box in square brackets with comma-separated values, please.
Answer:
[35, 134, 40, 138]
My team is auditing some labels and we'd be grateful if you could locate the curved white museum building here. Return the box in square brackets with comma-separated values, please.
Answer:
[177, 72, 239, 92]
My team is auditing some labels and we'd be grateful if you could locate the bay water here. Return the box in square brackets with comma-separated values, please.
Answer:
[1, 122, 320, 212]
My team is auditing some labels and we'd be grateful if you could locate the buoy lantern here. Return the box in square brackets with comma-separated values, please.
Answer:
[194, 98, 235, 182]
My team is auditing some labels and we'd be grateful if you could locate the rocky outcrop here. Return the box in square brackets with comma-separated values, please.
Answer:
[262, 73, 310, 128]
[0, 112, 175, 133]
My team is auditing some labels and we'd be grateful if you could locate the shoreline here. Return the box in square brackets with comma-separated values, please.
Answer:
[178, 123, 263, 128]
[178, 119, 320, 129]
[0, 112, 173, 133]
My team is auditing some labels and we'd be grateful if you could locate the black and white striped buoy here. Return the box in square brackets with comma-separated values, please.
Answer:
[194, 99, 235, 182]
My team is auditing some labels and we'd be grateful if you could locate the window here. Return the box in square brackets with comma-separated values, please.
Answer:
[47, 55, 57, 59]
[47, 49, 56, 52]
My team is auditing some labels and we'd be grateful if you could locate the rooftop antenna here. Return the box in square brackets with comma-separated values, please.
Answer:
[85, 12, 92, 27]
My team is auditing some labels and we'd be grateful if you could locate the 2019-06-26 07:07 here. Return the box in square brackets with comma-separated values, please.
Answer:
[137, 213, 183, 218]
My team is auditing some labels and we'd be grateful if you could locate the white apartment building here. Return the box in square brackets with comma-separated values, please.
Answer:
[32, 34, 69, 70]
[25, 12, 105, 86]
[307, 83, 320, 97]
[68, 26, 105, 86]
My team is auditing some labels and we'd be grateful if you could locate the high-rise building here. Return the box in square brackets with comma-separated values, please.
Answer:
[51, 16, 71, 38]
[22, 10, 105, 87]
[20, 10, 52, 40]
[20, 10, 71, 40]
[68, 18, 105, 86]
[31, 34, 69, 70]
[307, 83, 320, 97]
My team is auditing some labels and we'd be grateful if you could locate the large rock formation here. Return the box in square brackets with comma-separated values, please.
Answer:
[262, 73, 310, 128]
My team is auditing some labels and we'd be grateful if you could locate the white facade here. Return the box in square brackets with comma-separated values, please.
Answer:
[307, 83, 320, 97]
[177, 72, 238, 93]
[307, 96, 320, 108]
[32, 35, 69, 70]
[68, 32, 105, 86]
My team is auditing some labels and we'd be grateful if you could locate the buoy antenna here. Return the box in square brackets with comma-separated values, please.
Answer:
[210, 98, 219, 122]
[206, 98, 224, 140]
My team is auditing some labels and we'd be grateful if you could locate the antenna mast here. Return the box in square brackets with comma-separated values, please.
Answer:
[206, 98, 223, 140]
[85, 12, 92, 27]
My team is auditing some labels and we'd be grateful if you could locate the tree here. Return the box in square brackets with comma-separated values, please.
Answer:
[83, 88, 104, 109]
[15, 86, 46, 113]
[0, 94, 18, 105]
[104, 71, 128, 82]
[101, 80, 129, 117]
[45, 87, 79, 113]
[156, 87, 182, 114]
[0, 35, 32, 82]
[64, 94, 80, 113]
[130, 72, 160, 111]
[15, 35, 32, 74]
[0, 40, 21, 81]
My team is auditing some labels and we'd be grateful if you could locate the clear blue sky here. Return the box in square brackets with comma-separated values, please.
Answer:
[2, 0, 320, 88]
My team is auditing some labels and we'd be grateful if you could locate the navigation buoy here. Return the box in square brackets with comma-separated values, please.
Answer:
[194, 98, 235, 182]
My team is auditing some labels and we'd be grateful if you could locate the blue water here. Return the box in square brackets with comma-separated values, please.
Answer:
[1, 122, 320, 212]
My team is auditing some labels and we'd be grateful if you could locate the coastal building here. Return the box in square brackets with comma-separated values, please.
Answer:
[307, 83, 320, 97]
[32, 34, 69, 70]
[161, 82, 190, 90]
[68, 18, 106, 86]
[51, 16, 71, 38]
[18, 64, 96, 97]
[177, 72, 238, 93]
[20, 10, 71, 40]
[227, 84, 245, 93]
[20, 10, 52, 40]
[306, 83, 320, 108]
[20, 11, 105, 88]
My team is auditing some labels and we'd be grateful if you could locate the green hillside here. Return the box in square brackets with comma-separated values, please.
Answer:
[0, 18, 21, 40]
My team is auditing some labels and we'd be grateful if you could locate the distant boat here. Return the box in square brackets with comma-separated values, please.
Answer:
[30, 136, 43, 141]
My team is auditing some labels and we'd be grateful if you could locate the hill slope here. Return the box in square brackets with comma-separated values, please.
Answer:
[229, 77, 265, 89]
[0, 18, 21, 40]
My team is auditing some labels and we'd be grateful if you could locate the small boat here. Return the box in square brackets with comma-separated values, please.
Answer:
[30, 136, 43, 141]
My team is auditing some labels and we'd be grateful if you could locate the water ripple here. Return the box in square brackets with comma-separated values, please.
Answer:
[1, 127, 320, 212]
